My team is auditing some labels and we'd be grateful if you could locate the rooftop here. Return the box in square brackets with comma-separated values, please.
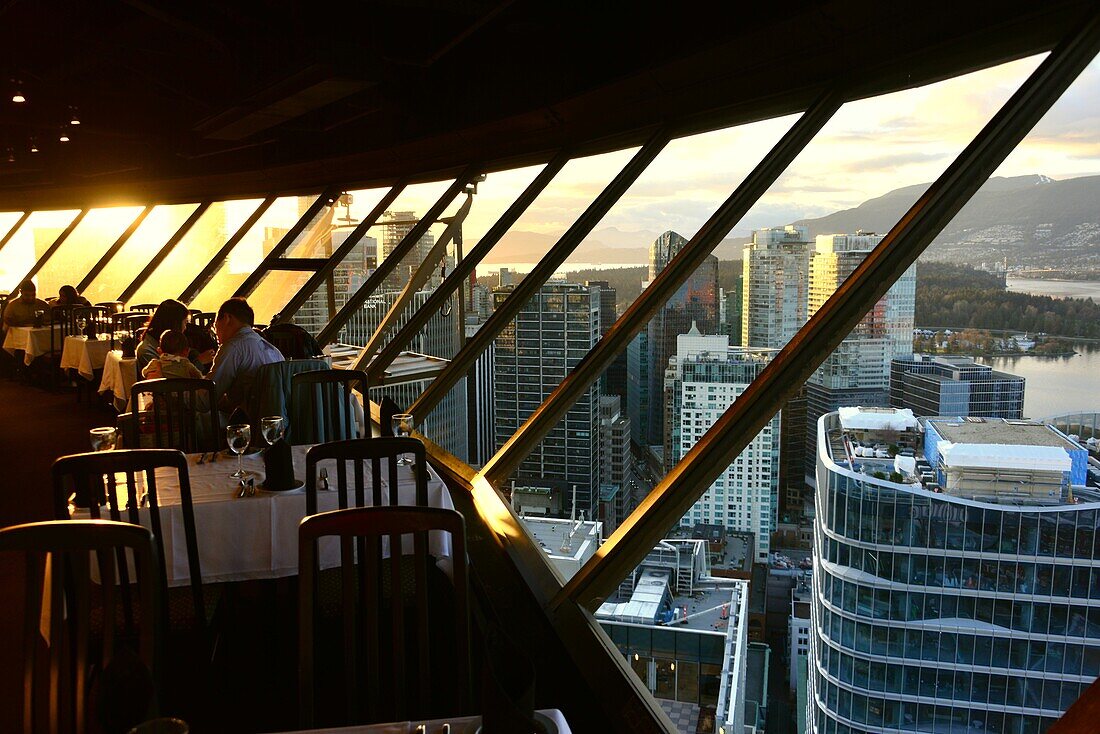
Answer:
[929, 417, 1081, 450]
[522, 516, 602, 565]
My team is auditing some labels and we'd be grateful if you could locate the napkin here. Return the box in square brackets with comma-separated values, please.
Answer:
[262, 438, 296, 491]
[379, 396, 403, 437]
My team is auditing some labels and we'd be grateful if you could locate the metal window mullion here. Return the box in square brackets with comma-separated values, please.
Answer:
[559, 9, 1100, 613]
[316, 167, 479, 346]
[351, 193, 473, 371]
[77, 206, 154, 294]
[274, 183, 406, 324]
[234, 187, 341, 298]
[118, 202, 212, 303]
[0, 211, 31, 258]
[179, 196, 276, 304]
[409, 129, 672, 423]
[363, 151, 569, 383]
[19, 209, 88, 285]
[481, 91, 843, 489]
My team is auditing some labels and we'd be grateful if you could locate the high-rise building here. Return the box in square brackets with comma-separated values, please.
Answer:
[810, 407, 1100, 734]
[627, 330, 649, 452]
[599, 395, 633, 535]
[587, 280, 627, 400]
[723, 276, 743, 346]
[742, 225, 811, 350]
[665, 325, 780, 562]
[642, 230, 719, 446]
[465, 318, 496, 468]
[890, 354, 1026, 418]
[492, 282, 602, 519]
[805, 232, 916, 471]
[381, 210, 436, 292]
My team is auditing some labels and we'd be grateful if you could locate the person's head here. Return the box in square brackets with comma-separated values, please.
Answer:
[157, 329, 190, 357]
[58, 285, 79, 304]
[215, 297, 254, 343]
[16, 281, 36, 302]
[144, 299, 189, 341]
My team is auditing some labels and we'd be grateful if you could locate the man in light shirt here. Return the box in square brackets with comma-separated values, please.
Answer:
[210, 297, 284, 415]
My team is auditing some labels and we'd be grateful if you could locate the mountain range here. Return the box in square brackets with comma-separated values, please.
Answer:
[479, 174, 1100, 271]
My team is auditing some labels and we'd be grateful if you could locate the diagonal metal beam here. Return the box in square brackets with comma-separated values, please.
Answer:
[78, 206, 154, 293]
[0, 211, 30, 258]
[179, 196, 276, 304]
[316, 167, 479, 346]
[482, 91, 843, 488]
[234, 187, 341, 298]
[273, 183, 406, 324]
[118, 202, 211, 303]
[559, 9, 1100, 613]
[351, 193, 473, 372]
[20, 209, 88, 285]
[363, 152, 570, 383]
[409, 129, 672, 422]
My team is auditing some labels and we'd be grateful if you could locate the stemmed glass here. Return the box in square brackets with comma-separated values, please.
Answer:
[89, 426, 117, 452]
[392, 413, 414, 465]
[77, 316, 87, 336]
[260, 416, 285, 447]
[226, 424, 251, 479]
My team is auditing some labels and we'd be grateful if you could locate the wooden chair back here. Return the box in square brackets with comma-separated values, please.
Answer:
[94, 300, 125, 314]
[52, 449, 205, 630]
[129, 304, 159, 316]
[111, 311, 148, 350]
[49, 304, 77, 354]
[298, 506, 470, 727]
[0, 519, 162, 734]
[290, 369, 368, 445]
[73, 306, 111, 340]
[188, 311, 215, 330]
[305, 437, 429, 517]
[130, 378, 220, 453]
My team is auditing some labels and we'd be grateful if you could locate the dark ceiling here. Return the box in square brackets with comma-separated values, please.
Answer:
[0, 0, 1095, 208]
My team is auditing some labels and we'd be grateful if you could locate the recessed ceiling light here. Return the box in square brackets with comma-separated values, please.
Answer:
[12, 92, 25, 104]
[59, 134, 70, 143]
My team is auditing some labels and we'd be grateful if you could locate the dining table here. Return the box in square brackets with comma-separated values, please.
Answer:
[98, 348, 138, 410]
[60, 334, 113, 380]
[2, 323, 60, 365]
[71, 444, 455, 587]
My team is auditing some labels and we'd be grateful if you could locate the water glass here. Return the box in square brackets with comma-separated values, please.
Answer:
[89, 426, 118, 452]
[77, 317, 87, 335]
[260, 415, 285, 446]
[226, 424, 251, 478]
[392, 413, 414, 465]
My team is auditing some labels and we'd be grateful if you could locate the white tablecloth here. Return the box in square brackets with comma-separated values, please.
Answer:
[98, 349, 137, 409]
[270, 709, 570, 733]
[74, 445, 453, 587]
[60, 335, 113, 380]
[3, 324, 60, 364]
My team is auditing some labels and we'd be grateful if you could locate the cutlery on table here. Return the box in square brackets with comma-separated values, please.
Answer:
[197, 452, 207, 465]
[237, 479, 247, 498]
[320, 467, 329, 491]
[247, 477, 256, 496]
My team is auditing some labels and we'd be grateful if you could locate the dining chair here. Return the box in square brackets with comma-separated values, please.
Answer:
[290, 369, 368, 445]
[304, 437, 429, 517]
[74, 305, 111, 339]
[129, 378, 220, 454]
[51, 449, 208, 633]
[94, 300, 126, 314]
[0, 519, 163, 734]
[298, 506, 471, 727]
[129, 303, 159, 316]
[48, 305, 77, 390]
[187, 310, 216, 330]
[111, 311, 149, 351]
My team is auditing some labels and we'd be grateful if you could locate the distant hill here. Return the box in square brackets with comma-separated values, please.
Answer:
[793, 174, 1100, 270]
[481, 226, 746, 265]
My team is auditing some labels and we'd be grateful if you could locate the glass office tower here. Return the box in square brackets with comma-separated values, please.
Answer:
[810, 408, 1100, 734]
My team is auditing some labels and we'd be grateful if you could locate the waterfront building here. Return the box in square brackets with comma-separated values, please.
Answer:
[890, 354, 1026, 419]
[492, 282, 602, 519]
[664, 326, 780, 562]
[810, 407, 1100, 734]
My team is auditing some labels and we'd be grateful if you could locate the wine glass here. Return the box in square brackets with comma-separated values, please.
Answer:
[226, 424, 251, 478]
[77, 316, 87, 336]
[392, 413, 413, 465]
[89, 426, 117, 452]
[260, 416, 285, 446]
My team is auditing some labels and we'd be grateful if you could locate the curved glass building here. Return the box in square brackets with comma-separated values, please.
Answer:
[810, 408, 1100, 734]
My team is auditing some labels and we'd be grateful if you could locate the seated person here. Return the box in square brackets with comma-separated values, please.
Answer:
[3, 281, 50, 327]
[210, 297, 284, 415]
[49, 285, 91, 308]
[142, 329, 205, 380]
[135, 299, 215, 376]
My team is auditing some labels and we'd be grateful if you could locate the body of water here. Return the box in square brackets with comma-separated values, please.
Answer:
[981, 343, 1099, 419]
[1006, 278, 1100, 300]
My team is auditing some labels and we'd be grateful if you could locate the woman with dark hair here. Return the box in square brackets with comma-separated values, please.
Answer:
[51, 285, 91, 307]
[135, 299, 216, 375]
